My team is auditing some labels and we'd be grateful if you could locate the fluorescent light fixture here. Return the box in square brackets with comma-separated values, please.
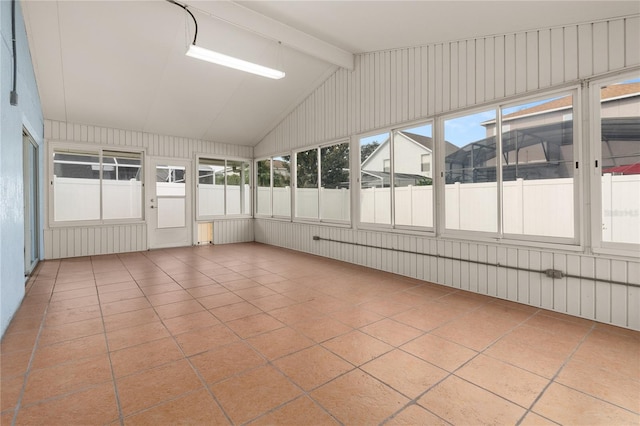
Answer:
[186, 44, 285, 80]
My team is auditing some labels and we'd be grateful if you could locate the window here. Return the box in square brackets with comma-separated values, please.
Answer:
[226, 160, 250, 215]
[444, 109, 498, 233]
[272, 155, 291, 217]
[295, 148, 319, 219]
[198, 158, 225, 216]
[256, 155, 293, 219]
[597, 77, 640, 246]
[288, 141, 351, 223]
[320, 142, 350, 221]
[443, 91, 577, 239]
[52, 149, 142, 222]
[197, 157, 250, 217]
[393, 123, 434, 228]
[360, 132, 391, 225]
[501, 95, 575, 238]
[256, 159, 271, 216]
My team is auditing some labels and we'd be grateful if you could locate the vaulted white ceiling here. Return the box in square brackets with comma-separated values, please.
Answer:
[22, 1, 639, 146]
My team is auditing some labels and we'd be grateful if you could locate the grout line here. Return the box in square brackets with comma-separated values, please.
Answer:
[90, 256, 126, 426]
[514, 322, 597, 425]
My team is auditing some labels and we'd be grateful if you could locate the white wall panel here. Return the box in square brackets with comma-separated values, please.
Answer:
[213, 219, 254, 245]
[625, 16, 640, 66]
[44, 223, 147, 258]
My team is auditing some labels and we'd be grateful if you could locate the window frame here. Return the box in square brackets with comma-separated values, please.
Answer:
[48, 142, 145, 227]
[254, 154, 293, 220]
[438, 86, 582, 245]
[589, 71, 640, 256]
[356, 121, 436, 233]
[195, 154, 252, 220]
[357, 128, 393, 230]
[292, 139, 351, 225]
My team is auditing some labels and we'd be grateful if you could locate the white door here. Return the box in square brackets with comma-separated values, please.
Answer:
[147, 158, 192, 249]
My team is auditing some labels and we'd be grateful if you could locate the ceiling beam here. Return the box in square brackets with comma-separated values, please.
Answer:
[187, 1, 354, 70]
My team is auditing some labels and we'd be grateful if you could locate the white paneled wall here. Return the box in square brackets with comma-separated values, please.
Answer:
[254, 15, 640, 330]
[44, 223, 147, 258]
[213, 219, 254, 245]
[44, 120, 254, 258]
[255, 16, 640, 156]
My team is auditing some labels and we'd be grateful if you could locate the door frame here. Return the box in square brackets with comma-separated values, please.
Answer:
[23, 130, 40, 276]
[146, 157, 193, 249]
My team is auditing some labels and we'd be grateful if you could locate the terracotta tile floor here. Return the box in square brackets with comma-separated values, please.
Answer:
[1, 242, 639, 425]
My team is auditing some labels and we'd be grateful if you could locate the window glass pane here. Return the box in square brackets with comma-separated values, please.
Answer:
[102, 152, 142, 220]
[256, 159, 271, 216]
[53, 151, 100, 221]
[198, 158, 225, 216]
[273, 155, 291, 217]
[296, 149, 319, 219]
[600, 79, 640, 244]
[501, 95, 574, 238]
[227, 160, 243, 215]
[156, 166, 185, 196]
[444, 110, 497, 232]
[321, 142, 350, 222]
[394, 124, 433, 227]
[360, 132, 391, 224]
[242, 161, 251, 215]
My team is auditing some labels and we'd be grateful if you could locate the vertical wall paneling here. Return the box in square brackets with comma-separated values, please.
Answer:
[450, 42, 459, 110]
[580, 256, 596, 319]
[515, 32, 528, 94]
[608, 20, 625, 70]
[578, 23, 593, 78]
[477, 245, 488, 294]
[466, 40, 476, 107]
[504, 34, 516, 96]
[401, 49, 409, 122]
[592, 21, 609, 75]
[442, 43, 451, 112]
[628, 263, 640, 329]
[484, 37, 494, 101]
[610, 260, 628, 327]
[475, 38, 485, 104]
[467, 243, 478, 292]
[434, 44, 443, 113]
[526, 31, 539, 91]
[408, 48, 416, 121]
[595, 258, 612, 323]
[553, 254, 568, 312]
[625, 16, 640, 66]
[494, 36, 506, 99]
[528, 251, 542, 306]
[564, 25, 579, 81]
[517, 249, 529, 305]
[538, 29, 551, 88]
[459, 243, 469, 291]
[566, 255, 582, 316]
